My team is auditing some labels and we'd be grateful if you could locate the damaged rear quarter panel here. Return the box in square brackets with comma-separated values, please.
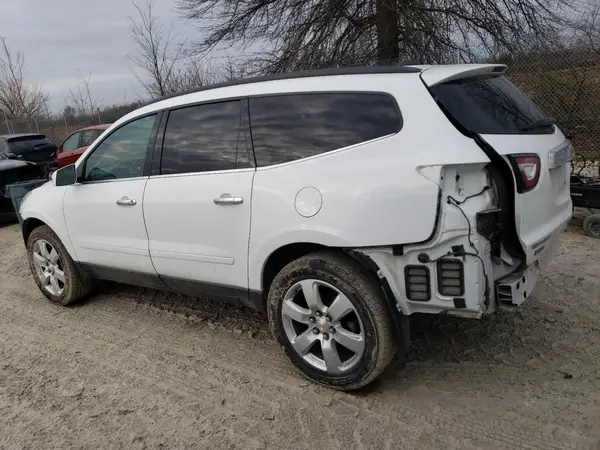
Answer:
[354, 163, 520, 318]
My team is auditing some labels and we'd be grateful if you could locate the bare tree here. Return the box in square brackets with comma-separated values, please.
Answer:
[65, 71, 101, 120]
[62, 105, 76, 122]
[177, 0, 576, 71]
[129, 0, 186, 97]
[167, 58, 219, 92]
[0, 37, 48, 120]
[129, 0, 224, 98]
[218, 56, 255, 81]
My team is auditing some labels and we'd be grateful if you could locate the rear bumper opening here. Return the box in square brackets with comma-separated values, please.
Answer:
[355, 162, 565, 318]
[359, 240, 535, 319]
[496, 263, 540, 310]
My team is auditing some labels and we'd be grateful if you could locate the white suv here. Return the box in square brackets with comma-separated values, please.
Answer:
[20, 64, 572, 390]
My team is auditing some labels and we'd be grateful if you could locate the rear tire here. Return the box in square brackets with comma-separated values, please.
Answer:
[27, 225, 92, 306]
[267, 251, 398, 391]
[583, 214, 600, 239]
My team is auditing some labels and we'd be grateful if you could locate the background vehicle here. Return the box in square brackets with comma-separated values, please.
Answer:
[570, 155, 600, 238]
[19, 65, 572, 390]
[0, 154, 44, 221]
[0, 133, 57, 165]
[56, 124, 111, 168]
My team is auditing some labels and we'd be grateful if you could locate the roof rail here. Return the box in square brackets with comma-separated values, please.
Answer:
[143, 65, 422, 107]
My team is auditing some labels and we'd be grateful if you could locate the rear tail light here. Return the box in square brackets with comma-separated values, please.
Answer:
[508, 154, 541, 193]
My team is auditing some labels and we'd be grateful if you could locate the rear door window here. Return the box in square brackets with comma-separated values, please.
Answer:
[160, 100, 251, 175]
[430, 75, 553, 135]
[249, 93, 401, 166]
[62, 133, 81, 152]
[81, 130, 103, 147]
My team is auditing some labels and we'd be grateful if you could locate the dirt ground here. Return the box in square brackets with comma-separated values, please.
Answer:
[0, 220, 599, 450]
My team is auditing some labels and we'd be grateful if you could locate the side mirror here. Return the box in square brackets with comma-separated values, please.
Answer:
[54, 164, 77, 186]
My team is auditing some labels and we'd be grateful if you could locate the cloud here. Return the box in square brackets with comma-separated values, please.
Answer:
[43, 72, 136, 93]
[0, 0, 198, 111]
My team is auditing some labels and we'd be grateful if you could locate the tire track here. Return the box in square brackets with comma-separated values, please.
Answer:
[1, 224, 599, 449]
[0, 276, 597, 449]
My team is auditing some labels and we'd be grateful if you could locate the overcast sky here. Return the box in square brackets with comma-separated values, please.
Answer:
[0, 0, 204, 111]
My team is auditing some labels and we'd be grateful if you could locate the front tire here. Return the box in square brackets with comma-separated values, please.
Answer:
[27, 225, 92, 306]
[267, 251, 398, 390]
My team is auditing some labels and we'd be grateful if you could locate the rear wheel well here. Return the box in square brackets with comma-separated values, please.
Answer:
[262, 243, 327, 301]
[261, 244, 395, 303]
[22, 218, 45, 244]
[261, 244, 391, 310]
[263, 245, 410, 364]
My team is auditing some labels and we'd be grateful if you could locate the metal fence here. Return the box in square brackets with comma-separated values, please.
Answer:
[1, 48, 599, 176]
[504, 50, 600, 168]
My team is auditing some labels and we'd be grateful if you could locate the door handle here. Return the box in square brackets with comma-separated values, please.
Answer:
[214, 193, 243, 205]
[116, 197, 137, 206]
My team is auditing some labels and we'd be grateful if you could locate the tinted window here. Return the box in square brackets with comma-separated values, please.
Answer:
[249, 93, 401, 166]
[430, 75, 553, 134]
[62, 133, 81, 152]
[81, 129, 103, 147]
[7, 135, 55, 153]
[84, 114, 156, 181]
[161, 100, 250, 175]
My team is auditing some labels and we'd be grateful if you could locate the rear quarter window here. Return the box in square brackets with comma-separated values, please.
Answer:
[249, 93, 401, 166]
[430, 76, 553, 135]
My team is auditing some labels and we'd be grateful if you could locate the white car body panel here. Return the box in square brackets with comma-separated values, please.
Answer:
[63, 178, 155, 274]
[143, 170, 254, 289]
[19, 65, 571, 318]
[19, 182, 77, 258]
[247, 74, 491, 291]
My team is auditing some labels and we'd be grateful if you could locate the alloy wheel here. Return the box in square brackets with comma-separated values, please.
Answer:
[32, 239, 66, 296]
[281, 279, 365, 373]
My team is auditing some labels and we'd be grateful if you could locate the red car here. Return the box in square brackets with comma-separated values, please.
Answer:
[56, 124, 111, 168]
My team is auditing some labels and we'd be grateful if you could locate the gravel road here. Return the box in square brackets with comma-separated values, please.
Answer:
[0, 221, 599, 449]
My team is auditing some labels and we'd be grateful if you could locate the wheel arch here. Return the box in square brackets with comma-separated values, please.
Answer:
[22, 217, 46, 245]
[260, 242, 328, 306]
[258, 242, 410, 353]
[345, 250, 411, 354]
[20, 213, 77, 260]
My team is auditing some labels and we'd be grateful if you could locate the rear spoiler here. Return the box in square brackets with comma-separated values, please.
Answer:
[420, 64, 507, 87]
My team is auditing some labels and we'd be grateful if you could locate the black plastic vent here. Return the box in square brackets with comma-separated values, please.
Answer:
[404, 265, 431, 301]
[437, 259, 465, 297]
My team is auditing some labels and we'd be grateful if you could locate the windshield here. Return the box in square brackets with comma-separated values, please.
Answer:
[430, 75, 554, 135]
